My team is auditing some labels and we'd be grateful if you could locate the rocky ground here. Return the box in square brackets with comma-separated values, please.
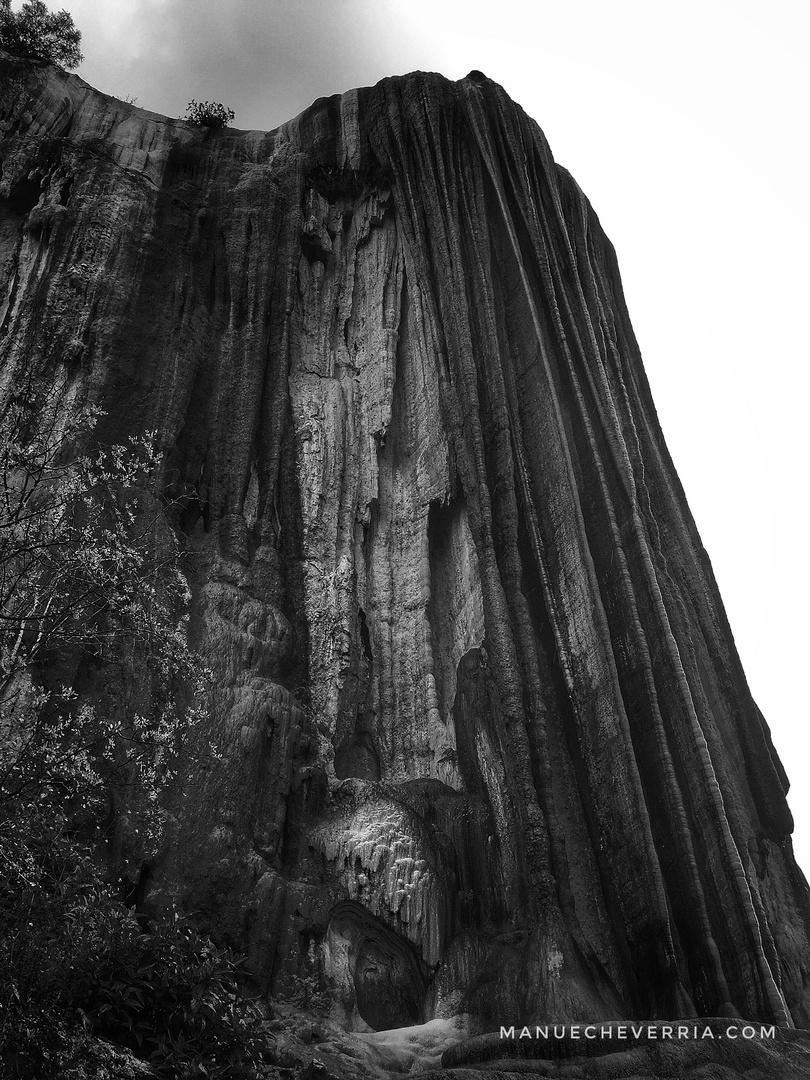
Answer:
[249, 1009, 810, 1080]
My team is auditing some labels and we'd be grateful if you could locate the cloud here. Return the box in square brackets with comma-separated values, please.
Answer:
[59, 0, 439, 128]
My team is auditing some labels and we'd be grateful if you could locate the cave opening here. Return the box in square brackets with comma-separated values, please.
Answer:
[7, 175, 41, 215]
[354, 936, 422, 1031]
[334, 728, 381, 782]
[328, 901, 427, 1032]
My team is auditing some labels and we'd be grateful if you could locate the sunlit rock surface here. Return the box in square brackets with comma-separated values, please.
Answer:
[2, 50, 810, 1050]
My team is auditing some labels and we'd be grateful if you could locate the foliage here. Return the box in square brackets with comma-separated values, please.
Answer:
[91, 908, 271, 1077]
[0, 375, 204, 837]
[0, 379, 270, 1076]
[0, 831, 272, 1077]
[1, 382, 174, 687]
[0, 0, 82, 70]
[183, 100, 235, 129]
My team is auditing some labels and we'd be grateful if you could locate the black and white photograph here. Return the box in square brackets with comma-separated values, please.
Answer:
[1, 1, 808, 1077]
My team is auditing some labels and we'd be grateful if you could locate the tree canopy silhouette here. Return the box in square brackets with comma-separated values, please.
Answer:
[183, 99, 235, 129]
[0, 0, 82, 70]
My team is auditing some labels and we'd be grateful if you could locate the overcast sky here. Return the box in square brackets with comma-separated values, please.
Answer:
[17, 1, 810, 869]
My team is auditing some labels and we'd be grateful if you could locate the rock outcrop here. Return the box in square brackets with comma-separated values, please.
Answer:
[2, 51, 809, 1038]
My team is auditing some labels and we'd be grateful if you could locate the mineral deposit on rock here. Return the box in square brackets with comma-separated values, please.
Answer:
[2, 50, 809, 1048]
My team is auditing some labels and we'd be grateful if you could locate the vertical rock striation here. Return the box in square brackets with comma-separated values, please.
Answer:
[2, 52, 809, 1032]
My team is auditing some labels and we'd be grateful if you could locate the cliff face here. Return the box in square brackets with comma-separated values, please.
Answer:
[2, 52, 809, 1034]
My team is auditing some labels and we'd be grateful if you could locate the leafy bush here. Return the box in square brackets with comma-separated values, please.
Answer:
[0, 0, 82, 69]
[0, 379, 254, 1076]
[93, 911, 271, 1077]
[183, 100, 235, 129]
[0, 376, 206, 858]
[0, 829, 271, 1078]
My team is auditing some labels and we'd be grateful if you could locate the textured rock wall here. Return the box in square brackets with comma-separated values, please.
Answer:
[2, 51, 809, 1032]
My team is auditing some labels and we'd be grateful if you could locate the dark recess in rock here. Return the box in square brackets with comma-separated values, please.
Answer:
[334, 730, 381, 782]
[7, 174, 40, 214]
[329, 901, 427, 1031]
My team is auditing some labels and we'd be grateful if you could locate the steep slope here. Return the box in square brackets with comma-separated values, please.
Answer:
[2, 50, 809, 1036]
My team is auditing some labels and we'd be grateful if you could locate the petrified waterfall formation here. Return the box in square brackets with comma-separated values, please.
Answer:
[2, 53, 809, 1033]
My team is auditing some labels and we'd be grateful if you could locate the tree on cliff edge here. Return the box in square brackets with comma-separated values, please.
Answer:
[0, 0, 82, 70]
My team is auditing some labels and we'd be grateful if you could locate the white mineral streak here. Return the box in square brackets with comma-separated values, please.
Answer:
[475, 724, 512, 855]
[339, 88, 362, 172]
[547, 943, 564, 980]
[289, 182, 484, 784]
[425, 502, 485, 787]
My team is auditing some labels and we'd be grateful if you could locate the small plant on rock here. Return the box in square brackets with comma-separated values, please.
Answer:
[183, 100, 234, 129]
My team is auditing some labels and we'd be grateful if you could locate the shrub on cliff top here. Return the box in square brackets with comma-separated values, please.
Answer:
[0, 0, 82, 70]
[183, 99, 235, 129]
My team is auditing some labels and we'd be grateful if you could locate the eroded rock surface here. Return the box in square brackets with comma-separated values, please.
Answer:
[2, 50, 809, 1040]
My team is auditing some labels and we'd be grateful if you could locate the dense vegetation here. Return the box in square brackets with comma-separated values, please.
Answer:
[183, 100, 235, 129]
[0, 0, 82, 69]
[0, 381, 269, 1076]
[1, 6, 253, 1075]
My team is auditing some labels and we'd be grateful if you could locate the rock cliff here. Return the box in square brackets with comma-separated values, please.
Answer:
[2, 50, 809, 1040]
